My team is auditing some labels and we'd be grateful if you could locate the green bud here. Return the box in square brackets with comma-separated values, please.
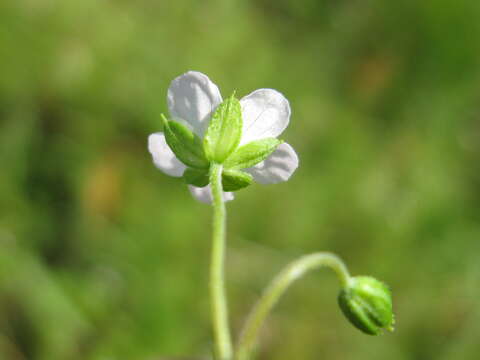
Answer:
[204, 93, 242, 163]
[338, 276, 394, 335]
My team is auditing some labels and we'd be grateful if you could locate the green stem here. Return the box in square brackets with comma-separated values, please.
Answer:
[209, 163, 233, 360]
[234, 252, 351, 360]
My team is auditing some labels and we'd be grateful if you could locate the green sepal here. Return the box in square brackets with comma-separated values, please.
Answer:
[203, 93, 242, 163]
[222, 169, 253, 191]
[223, 138, 282, 170]
[183, 167, 210, 187]
[162, 115, 209, 169]
[338, 276, 394, 336]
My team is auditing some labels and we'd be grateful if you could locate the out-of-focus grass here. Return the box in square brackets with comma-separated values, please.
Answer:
[1, 0, 480, 359]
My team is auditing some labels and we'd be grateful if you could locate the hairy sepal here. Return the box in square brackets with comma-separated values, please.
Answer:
[222, 169, 252, 191]
[162, 116, 209, 169]
[203, 93, 242, 163]
[223, 138, 281, 170]
[183, 167, 210, 187]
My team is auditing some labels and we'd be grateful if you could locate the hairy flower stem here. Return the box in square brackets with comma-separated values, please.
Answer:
[210, 163, 233, 360]
[235, 253, 351, 360]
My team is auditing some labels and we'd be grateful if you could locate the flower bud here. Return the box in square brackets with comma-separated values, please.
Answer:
[338, 276, 394, 335]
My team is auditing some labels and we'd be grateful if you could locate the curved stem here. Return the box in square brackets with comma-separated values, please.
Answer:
[234, 252, 351, 360]
[210, 163, 233, 360]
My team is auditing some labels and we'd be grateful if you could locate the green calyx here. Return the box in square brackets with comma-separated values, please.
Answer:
[202, 93, 281, 171]
[338, 276, 394, 335]
[163, 94, 282, 192]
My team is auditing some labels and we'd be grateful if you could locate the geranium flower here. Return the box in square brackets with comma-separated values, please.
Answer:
[148, 71, 298, 203]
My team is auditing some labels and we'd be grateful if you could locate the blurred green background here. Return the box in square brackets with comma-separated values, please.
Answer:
[1, 0, 480, 359]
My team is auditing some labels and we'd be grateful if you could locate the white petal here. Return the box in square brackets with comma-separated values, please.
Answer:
[148, 133, 186, 177]
[246, 143, 298, 184]
[239, 89, 291, 145]
[188, 185, 234, 204]
[167, 71, 223, 137]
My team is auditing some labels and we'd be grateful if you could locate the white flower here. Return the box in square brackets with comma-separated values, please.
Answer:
[148, 71, 299, 203]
